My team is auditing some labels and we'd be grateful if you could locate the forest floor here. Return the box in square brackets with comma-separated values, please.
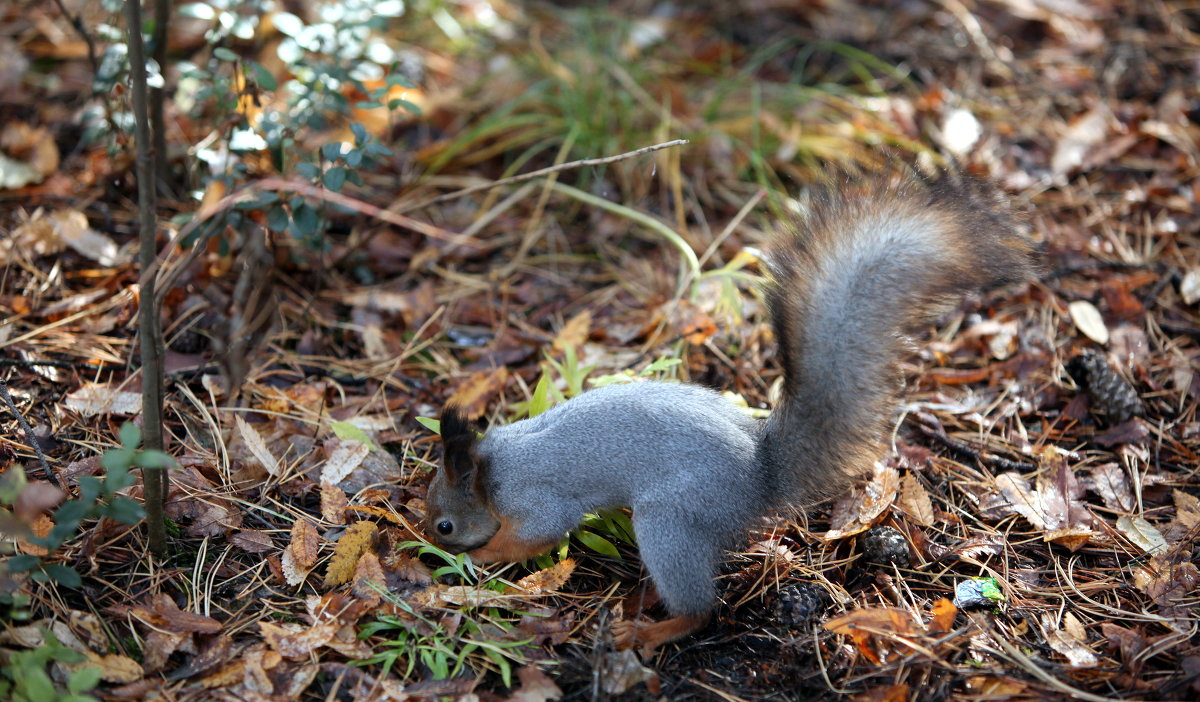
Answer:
[1, 0, 1199, 700]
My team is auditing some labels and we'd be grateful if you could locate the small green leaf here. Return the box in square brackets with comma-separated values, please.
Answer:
[247, 60, 277, 90]
[322, 166, 347, 191]
[267, 204, 290, 232]
[213, 46, 238, 62]
[119, 423, 141, 449]
[294, 161, 320, 180]
[344, 149, 363, 168]
[7, 554, 40, 572]
[133, 449, 175, 469]
[386, 73, 416, 89]
[320, 142, 343, 161]
[330, 420, 376, 450]
[350, 122, 368, 144]
[291, 203, 319, 237]
[78, 476, 102, 504]
[415, 416, 440, 434]
[42, 564, 83, 588]
[528, 374, 552, 418]
[101, 447, 135, 473]
[392, 99, 422, 116]
[354, 100, 382, 110]
[104, 497, 146, 525]
[574, 530, 620, 558]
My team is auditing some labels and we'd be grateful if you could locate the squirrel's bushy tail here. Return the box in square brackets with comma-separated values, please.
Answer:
[759, 173, 1035, 506]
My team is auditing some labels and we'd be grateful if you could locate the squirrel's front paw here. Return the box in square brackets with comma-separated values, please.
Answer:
[612, 614, 708, 656]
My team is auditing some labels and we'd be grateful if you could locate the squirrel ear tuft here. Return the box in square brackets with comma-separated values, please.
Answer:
[439, 404, 479, 481]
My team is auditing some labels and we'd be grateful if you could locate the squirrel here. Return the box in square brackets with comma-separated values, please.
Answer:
[423, 172, 1035, 653]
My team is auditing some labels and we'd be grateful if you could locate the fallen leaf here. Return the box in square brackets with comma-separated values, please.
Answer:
[82, 650, 144, 683]
[552, 310, 592, 354]
[324, 521, 377, 588]
[235, 415, 280, 476]
[64, 383, 142, 416]
[515, 558, 576, 594]
[928, 598, 957, 634]
[598, 648, 657, 695]
[898, 473, 934, 526]
[290, 518, 321, 570]
[1043, 612, 1099, 667]
[1089, 463, 1134, 512]
[507, 665, 562, 702]
[260, 621, 340, 660]
[321, 438, 370, 485]
[825, 463, 900, 540]
[446, 367, 509, 419]
[351, 551, 386, 601]
[320, 481, 349, 525]
[281, 548, 310, 587]
[231, 530, 276, 554]
[1117, 515, 1168, 556]
[1068, 300, 1109, 344]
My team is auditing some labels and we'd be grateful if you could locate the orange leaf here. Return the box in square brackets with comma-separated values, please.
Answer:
[290, 518, 320, 570]
[446, 367, 509, 420]
[515, 558, 576, 594]
[552, 310, 592, 353]
[351, 552, 386, 601]
[928, 598, 957, 634]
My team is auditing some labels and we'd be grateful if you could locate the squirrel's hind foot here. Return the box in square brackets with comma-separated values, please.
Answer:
[612, 613, 708, 656]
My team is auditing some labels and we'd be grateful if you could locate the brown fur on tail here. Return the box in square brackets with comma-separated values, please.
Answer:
[758, 172, 1035, 507]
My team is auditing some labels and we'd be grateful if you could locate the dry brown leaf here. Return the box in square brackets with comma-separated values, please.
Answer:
[825, 463, 900, 540]
[324, 521, 377, 588]
[345, 504, 409, 527]
[446, 367, 509, 419]
[597, 649, 658, 695]
[898, 473, 934, 526]
[260, 621, 340, 660]
[1133, 558, 1200, 619]
[1172, 490, 1200, 530]
[290, 518, 320, 570]
[507, 665, 563, 702]
[231, 529, 275, 554]
[386, 554, 433, 584]
[1090, 463, 1134, 512]
[142, 630, 187, 673]
[515, 558, 576, 594]
[1040, 449, 1093, 551]
[64, 383, 142, 416]
[351, 551, 386, 601]
[994, 472, 1047, 530]
[1043, 612, 1099, 667]
[1117, 515, 1168, 556]
[18, 513, 54, 556]
[235, 415, 280, 476]
[321, 438, 370, 485]
[552, 310, 592, 354]
[82, 650, 144, 683]
[320, 481, 349, 525]
[825, 607, 920, 665]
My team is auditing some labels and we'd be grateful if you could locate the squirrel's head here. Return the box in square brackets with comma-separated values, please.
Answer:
[424, 405, 501, 553]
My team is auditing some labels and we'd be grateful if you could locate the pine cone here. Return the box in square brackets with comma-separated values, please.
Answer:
[1066, 351, 1144, 425]
[774, 583, 829, 627]
[860, 525, 911, 567]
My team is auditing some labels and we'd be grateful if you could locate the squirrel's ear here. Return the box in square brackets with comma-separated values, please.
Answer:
[439, 404, 480, 483]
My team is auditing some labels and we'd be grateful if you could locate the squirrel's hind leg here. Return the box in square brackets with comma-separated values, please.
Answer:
[615, 509, 719, 653]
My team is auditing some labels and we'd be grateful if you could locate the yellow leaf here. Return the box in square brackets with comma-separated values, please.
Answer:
[320, 481, 348, 525]
[515, 558, 576, 594]
[446, 368, 509, 420]
[323, 521, 377, 588]
[552, 310, 592, 353]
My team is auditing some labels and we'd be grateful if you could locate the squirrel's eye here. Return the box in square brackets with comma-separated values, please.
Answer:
[436, 520, 453, 535]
